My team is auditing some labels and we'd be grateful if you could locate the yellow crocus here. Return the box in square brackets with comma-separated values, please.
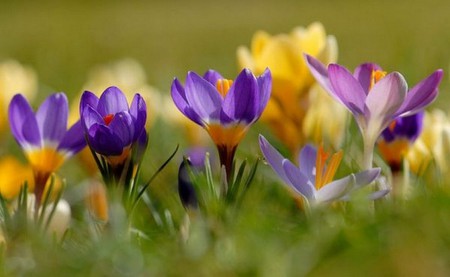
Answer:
[237, 22, 346, 155]
[407, 109, 450, 175]
[0, 156, 34, 199]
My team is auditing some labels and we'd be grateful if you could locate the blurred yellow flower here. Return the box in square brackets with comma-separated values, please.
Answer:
[0, 60, 37, 134]
[407, 109, 450, 175]
[86, 180, 109, 222]
[0, 156, 34, 199]
[237, 22, 347, 154]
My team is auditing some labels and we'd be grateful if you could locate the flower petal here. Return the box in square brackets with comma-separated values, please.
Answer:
[203, 70, 224, 85]
[109, 111, 134, 146]
[87, 124, 124, 156]
[315, 174, 354, 203]
[36, 93, 68, 144]
[297, 144, 317, 183]
[283, 159, 315, 199]
[368, 189, 390, 200]
[97, 86, 129, 117]
[222, 68, 259, 124]
[184, 71, 222, 123]
[130, 93, 147, 141]
[353, 63, 382, 94]
[256, 68, 272, 115]
[81, 106, 104, 131]
[395, 69, 443, 117]
[80, 91, 99, 114]
[8, 94, 41, 148]
[328, 64, 367, 115]
[353, 168, 380, 189]
[170, 78, 203, 126]
[58, 120, 87, 155]
[304, 54, 333, 93]
[365, 72, 407, 129]
[259, 135, 291, 185]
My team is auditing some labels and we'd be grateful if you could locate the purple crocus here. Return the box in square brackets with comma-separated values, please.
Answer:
[171, 68, 271, 183]
[259, 135, 387, 205]
[9, 93, 86, 205]
[305, 54, 443, 169]
[378, 112, 424, 171]
[80, 86, 147, 168]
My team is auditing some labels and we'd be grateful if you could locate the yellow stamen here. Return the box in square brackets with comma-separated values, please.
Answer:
[26, 147, 66, 174]
[315, 145, 343, 189]
[369, 70, 387, 91]
[216, 79, 233, 97]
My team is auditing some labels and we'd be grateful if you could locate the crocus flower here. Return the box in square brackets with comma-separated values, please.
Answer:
[305, 54, 443, 169]
[378, 112, 424, 171]
[237, 23, 347, 153]
[259, 135, 386, 205]
[80, 86, 147, 168]
[9, 93, 86, 206]
[171, 68, 271, 184]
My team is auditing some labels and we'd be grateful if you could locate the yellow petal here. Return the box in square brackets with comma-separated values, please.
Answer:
[251, 30, 271, 60]
[0, 156, 34, 199]
[236, 46, 255, 71]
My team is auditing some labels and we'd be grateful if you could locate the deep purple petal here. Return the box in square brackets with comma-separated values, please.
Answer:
[88, 124, 124, 156]
[297, 144, 317, 183]
[36, 93, 68, 143]
[171, 78, 203, 126]
[222, 68, 259, 124]
[381, 112, 424, 142]
[315, 174, 354, 203]
[8, 94, 41, 148]
[97, 86, 129, 117]
[328, 64, 367, 115]
[184, 71, 222, 123]
[58, 120, 87, 155]
[353, 63, 382, 94]
[304, 54, 333, 93]
[256, 68, 272, 115]
[81, 106, 104, 131]
[203, 70, 224, 85]
[259, 135, 291, 185]
[283, 159, 315, 199]
[365, 72, 407, 128]
[130, 93, 147, 141]
[109, 111, 134, 146]
[395, 69, 443, 117]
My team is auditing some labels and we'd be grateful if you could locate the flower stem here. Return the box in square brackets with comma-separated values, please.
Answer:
[362, 136, 375, 170]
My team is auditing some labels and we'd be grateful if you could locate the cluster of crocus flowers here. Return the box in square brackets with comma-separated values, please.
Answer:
[171, 68, 271, 188]
[237, 23, 347, 154]
[8, 93, 86, 207]
[80, 86, 147, 186]
[377, 112, 424, 172]
[259, 135, 387, 206]
[305, 55, 443, 170]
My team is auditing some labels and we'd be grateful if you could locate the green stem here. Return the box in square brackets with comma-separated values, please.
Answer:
[362, 136, 375, 170]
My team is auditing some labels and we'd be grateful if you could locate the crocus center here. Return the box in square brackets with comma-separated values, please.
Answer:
[314, 145, 343, 189]
[369, 70, 387, 91]
[103, 114, 114, 126]
[216, 79, 233, 97]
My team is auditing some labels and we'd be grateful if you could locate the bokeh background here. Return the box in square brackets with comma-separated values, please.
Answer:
[1, 0, 449, 100]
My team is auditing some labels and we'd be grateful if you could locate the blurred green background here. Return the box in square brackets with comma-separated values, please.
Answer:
[1, 0, 449, 103]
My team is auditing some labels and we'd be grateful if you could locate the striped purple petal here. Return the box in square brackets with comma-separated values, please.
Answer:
[353, 63, 382, 94]
[171, 78, 203, 126]
[97, 86, 129, 117]
[36, 93, 68, 144]
[8, 94, 41, 148]
[222, 68, 259, 124]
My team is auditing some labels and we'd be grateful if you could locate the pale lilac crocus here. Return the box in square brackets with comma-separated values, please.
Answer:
[305, 55, 443, 169]
[259, 135, 387, 205]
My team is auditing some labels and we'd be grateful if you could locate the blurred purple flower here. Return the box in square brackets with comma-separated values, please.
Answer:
[171, 68, 271, 181]
[80, 86, 147, 166]
[378, 112, 424, 171]
[259, 135, 387, 204]
[9, 93, 86, 205]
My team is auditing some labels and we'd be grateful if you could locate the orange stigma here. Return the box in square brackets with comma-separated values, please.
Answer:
[103, 114, 114, 126]
[315, 145, 343, 189]
[369, 69, 387, 91]
[216, 79, 233, 97]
